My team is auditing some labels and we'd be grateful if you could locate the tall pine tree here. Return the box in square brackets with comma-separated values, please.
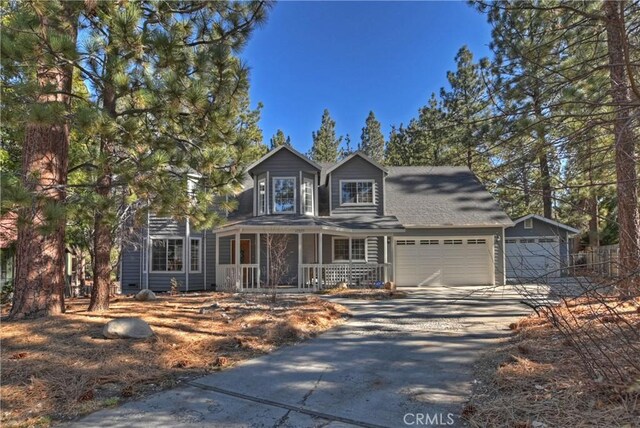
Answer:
[360, 111, 385, 163]
[308, 109, 342, 162]
[270, 129, 291, 149]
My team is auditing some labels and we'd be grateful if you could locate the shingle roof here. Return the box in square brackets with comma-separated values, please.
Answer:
[218, 214, 404, 232]
[385, 166, 513, 227]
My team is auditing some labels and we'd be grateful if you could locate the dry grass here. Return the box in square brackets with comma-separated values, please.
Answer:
[317, 288, 408, 299]
[465, 296, 640, 427]
[0, 293, 349, 427]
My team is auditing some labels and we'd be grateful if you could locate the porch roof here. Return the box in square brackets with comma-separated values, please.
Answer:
[214, 214, 405, 235]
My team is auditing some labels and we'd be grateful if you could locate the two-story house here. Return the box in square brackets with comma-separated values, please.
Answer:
[120, 145, 514, 293]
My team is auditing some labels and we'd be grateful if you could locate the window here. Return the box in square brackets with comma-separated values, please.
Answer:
[505, 239, 517, 244]
[538, 238, 557, 243]
[420, 240, 439, 245]
[467, 239, 487, 245]
[151, 238, 183, 272]
[273, 177, 295, 213]
[396, 240, 416, 245]
[340, 180, 374, 205]
[302, 177, 314, 215]
[520, 238, 535, 243]
[524, 218, 533, 229]
[190, 238, 201, 272]
[333, 238, 367, 262]
[443, 239, 463, 245]
[257, 178, 267, 215]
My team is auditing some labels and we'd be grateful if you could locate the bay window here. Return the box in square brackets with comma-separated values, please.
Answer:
[273, 177, 296, 213]
[257, 177, 267, 215]
[302, 177, 314, 215]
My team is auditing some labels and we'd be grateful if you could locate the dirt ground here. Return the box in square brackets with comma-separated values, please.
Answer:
[464, 295, 640, 427]
[0, 293, 349, 427]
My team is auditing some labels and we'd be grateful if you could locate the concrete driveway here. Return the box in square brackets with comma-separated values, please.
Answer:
[71, 285, 529, 428]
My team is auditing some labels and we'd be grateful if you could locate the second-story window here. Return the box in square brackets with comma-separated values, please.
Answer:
[273, 177, 296, 213]
[258, 178, 267, 215]
[341, 180, 374, 205]
[302, 177, 314, 215]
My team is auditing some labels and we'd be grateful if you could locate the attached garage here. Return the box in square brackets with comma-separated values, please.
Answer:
[505, 215, 579, 280]
[394, 236, 495, 286]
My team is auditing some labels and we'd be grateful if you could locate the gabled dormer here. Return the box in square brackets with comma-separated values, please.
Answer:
[247, 146, 322, 216]
[324, 152, 388, 216]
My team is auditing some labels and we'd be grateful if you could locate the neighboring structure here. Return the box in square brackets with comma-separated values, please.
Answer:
[0, 213, 17, 290]
[121, 146, 514, 293]
[505, 214, 580, 279]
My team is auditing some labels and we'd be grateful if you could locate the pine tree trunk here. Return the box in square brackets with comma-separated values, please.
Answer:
[8, 7, 76, 320]
[603, 0, 640, 294]
[588, 194, 599, 248]
[88, 184, 112, 311]
[538, 152, 553, 219]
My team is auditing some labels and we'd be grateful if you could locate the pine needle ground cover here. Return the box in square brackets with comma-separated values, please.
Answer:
[465, 296, 640, 427]
[0, 293, 349, 427]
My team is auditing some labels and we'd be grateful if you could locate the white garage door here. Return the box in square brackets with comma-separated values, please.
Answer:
[395, 237, 494, 286]
[505, 238, 560, 279]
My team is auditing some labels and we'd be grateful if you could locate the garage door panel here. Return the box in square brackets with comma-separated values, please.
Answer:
[506, 240, 560, 278]
[395, 237, 494, 286]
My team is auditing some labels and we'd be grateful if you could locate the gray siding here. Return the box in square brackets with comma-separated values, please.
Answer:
[329, 156, 384, 216]
[397, 227, 506, 285]
[121, 242, 142, 293]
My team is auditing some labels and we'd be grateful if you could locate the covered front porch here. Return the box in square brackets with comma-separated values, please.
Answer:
[214, 225, 397, 292]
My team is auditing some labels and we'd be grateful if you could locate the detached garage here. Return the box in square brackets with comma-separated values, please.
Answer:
[505, 214, 579, 279]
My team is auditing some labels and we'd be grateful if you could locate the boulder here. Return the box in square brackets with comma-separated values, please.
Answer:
[384, 281, 396, 290]
[135, 289, 156, 301]
[103, 317, 154, 339]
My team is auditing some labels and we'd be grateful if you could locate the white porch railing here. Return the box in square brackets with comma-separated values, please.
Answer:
[215, 264, 259, 291]
[300, 263, 390, 290]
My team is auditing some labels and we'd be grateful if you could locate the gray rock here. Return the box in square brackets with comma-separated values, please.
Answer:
[135, 289, 156, 301]
[103, 317, 154, 339]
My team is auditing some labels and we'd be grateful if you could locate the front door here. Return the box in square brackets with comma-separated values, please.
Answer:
[231, 239, 252, 264]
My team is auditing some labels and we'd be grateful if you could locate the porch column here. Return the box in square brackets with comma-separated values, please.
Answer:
[318, 232, 323, 289]
[383, 236, 388, 282]
[297, 233, 303, 288]
[235, 230, 241, 289]
[348, 236, 353, 285]
[215, 233, 219, 288]
[256, 233, 261, 288]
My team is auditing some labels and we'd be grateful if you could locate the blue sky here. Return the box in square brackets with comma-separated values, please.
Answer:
[241, 1, 493, 154]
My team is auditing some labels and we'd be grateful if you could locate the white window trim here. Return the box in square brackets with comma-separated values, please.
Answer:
[150, 236, 185, 273]
[301, 177, 314, 215]
[331, 237, 368, 263]
[272, 176, 296, 214]
[189, 237, 202, 273]
[257, 177, 267, 215]
[524, 218, 533, 229]
[339, 179, 376, 206]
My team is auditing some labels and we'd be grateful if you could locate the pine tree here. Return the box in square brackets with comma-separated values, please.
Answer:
[440, 46, 492, 174]
[340, 134, 355, 159]
[308, 109, 342, 162]
[360, 111, 385, 163]
[2, 1, 271, 313]
[2, 1, 82, 319]
[269, 129, 291, 149]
